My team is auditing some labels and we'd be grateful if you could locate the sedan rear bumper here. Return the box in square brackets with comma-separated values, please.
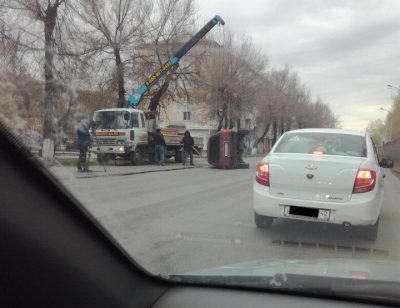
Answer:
[253, 181, 382, 226]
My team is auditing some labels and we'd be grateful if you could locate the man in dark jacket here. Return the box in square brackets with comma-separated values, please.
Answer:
[181, 130, 194, 166]
[77, 119, 91, 172]
[153, 128, 166, 166]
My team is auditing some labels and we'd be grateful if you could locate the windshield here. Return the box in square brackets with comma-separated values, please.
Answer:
[1, 0, 400, 304]
[274, 132, 367, 157]
[94, 111, 130, 129]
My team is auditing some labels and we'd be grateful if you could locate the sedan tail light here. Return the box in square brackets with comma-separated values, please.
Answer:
[353, 169, 376, 193]
[256, 163, 270, 186]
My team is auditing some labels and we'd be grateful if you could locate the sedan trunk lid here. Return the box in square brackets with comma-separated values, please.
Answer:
[269, 153, 365, 203]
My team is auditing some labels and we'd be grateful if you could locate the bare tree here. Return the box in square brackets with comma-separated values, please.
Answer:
[366, 119, 386, 145]
[195, 29, 267, 130]
[383, 94, 400, 141]
[0, 31, 34, 116]
[132, 0, 197, 117]
[253, 65, 337, 153]
[0, 0, 70, 157]
[252, 67, 291, 151]
[75, 0, 152, 108]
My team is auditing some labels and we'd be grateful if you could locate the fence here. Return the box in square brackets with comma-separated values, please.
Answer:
[379, 138, 400, 173]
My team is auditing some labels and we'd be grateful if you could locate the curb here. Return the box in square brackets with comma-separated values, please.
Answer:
[75, 165, 197, 179]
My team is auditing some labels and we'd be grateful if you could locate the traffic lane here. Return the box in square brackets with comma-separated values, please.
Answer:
[98, 167, 258, 273]
[182, 174, 398, 273]
[121, 174, 396, 272]
[55, 159, 400, 274]
[207, 171, 400, 263]
[58, 158, 260, 218]
[54, 159, 260, 273]
[111, 170, 400, 273]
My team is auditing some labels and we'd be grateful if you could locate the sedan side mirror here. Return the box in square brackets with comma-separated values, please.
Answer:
[379, 158, 394, 169]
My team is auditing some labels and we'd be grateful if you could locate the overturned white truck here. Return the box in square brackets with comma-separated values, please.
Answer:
[90, 108, 203, 165]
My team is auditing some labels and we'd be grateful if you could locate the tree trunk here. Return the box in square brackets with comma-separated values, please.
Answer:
[272, 120, 278, 146]
[253, 122, 271, 150]
[224, 117, 229, 129]
[279, 119, 285, 135]
[217, 102, 227, 131]
[43, 7, 57, 141]
[148, 80, 170, 117]
[148, 66, 178, 117]
[253, 105, 273, 151]
[114, 48, 126, 108]
[42, 5, 58, 159]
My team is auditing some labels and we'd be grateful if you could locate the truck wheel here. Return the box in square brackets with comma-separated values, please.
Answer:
[129, 150, 142, 165]
[97, 154, 109, 164]
[175, 150, 183, 163]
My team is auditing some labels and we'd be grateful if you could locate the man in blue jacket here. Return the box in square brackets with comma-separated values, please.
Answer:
[153, 128, 166, 166]
[77, 119, 91, 172]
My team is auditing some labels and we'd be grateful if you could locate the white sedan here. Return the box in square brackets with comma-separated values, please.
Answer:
[253, 128, 394, 241]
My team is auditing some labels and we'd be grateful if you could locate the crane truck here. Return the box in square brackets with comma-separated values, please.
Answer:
[90, 15, 225, 165]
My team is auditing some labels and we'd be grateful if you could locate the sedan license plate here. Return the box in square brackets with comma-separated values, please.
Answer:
[284, 206, 330, 221]
[318, 209, 330, 221]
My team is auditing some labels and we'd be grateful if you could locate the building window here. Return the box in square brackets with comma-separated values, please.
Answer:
[183, 111, 191, 121]
[245, 118, 251, 129]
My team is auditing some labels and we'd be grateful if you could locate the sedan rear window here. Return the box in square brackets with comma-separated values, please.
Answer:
[274, 132, 367, 157]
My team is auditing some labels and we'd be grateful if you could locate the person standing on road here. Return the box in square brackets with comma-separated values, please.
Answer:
[77, 118, 91, 172]
[153, 128, 166, 166]
[181, 130, 194, 166]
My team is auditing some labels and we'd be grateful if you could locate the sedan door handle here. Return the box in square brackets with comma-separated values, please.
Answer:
[382, 174, 386, 179]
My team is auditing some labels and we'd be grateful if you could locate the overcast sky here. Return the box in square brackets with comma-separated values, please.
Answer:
[198, 0, 400, 130]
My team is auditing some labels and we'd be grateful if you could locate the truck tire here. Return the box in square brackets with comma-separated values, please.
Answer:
[129, 149, 142, 165]
[175, 150, 183, 163]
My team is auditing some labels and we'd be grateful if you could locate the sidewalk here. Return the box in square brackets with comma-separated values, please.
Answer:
[49, 158, 208, 180]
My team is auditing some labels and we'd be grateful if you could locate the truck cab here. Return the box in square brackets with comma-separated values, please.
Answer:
[91, 108, 148, 164]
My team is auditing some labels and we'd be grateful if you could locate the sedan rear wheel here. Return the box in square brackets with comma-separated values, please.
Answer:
[255, 213, 274, 229]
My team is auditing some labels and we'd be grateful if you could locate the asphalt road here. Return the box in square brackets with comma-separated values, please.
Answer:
[55, 157, 400, 275]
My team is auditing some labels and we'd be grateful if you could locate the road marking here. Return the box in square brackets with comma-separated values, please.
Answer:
[174, 232, 243, 245]
[271, 240, 390, 256]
